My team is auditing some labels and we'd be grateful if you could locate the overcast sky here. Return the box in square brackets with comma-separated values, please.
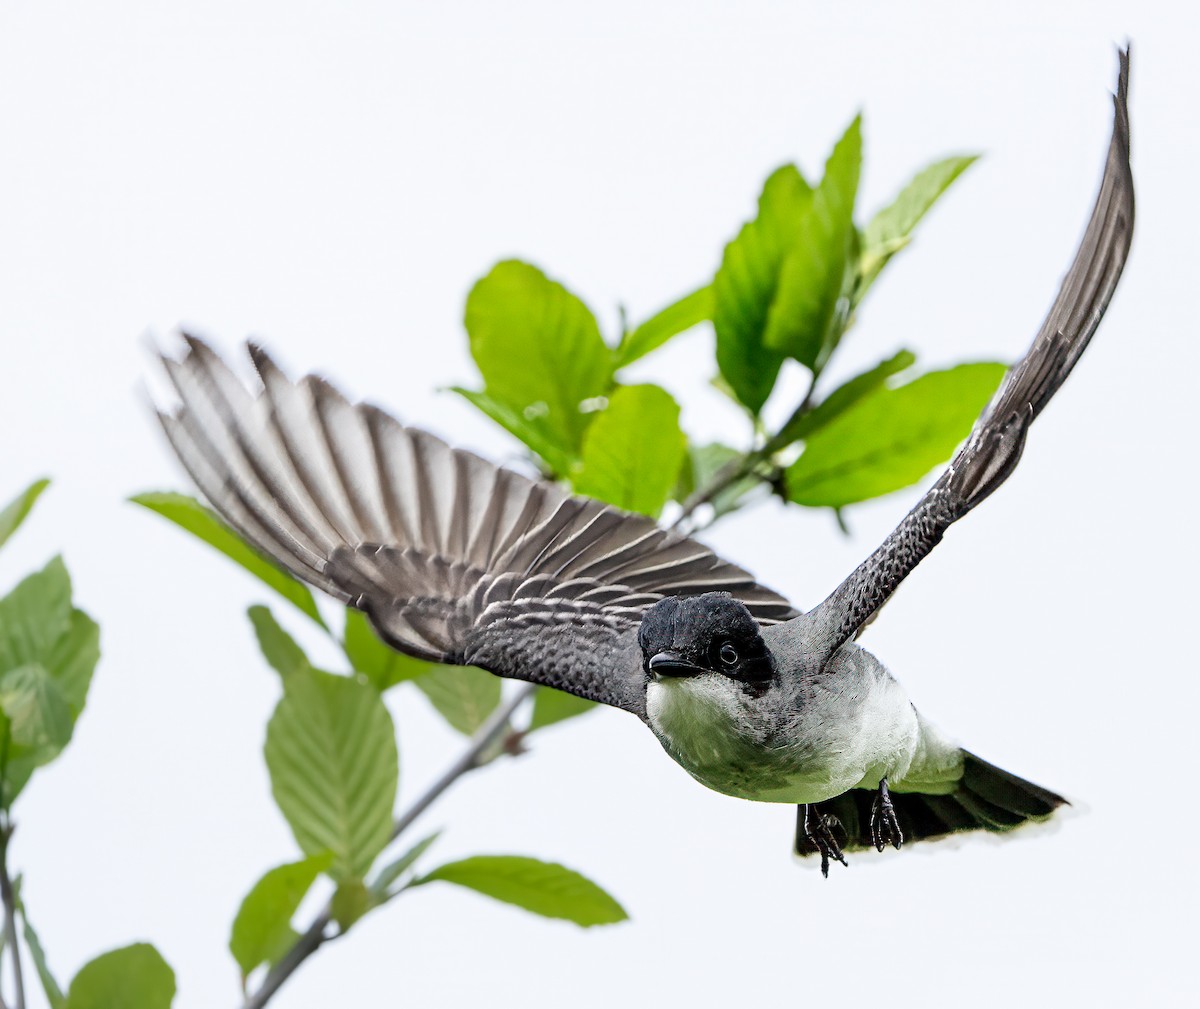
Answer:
[0, 2, 1196, 1007]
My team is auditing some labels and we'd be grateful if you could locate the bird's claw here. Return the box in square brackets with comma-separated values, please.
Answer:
[869, 778, 903, 852]
[802, 805, 848, 878]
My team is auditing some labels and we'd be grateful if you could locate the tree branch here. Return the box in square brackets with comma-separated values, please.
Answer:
[0, 819, 25, 1009]
[241, 682, 537, 1009]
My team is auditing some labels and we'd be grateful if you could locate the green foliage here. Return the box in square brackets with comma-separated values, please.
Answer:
[782, 350, 916, 443]
[463, 260, 614, 468]
[786, 363, 1006, 506]
[614, 286, 712, 368]
[763, 116, 861, 370]
[22, 907, 65, 1009]
[132, 492, 326, 628]
[64, 943, 175, 1009]
[0, 556, 99, 804]
[415, 855, 628, 927]
[0, 478, 50, 551]
[248, 605, 312, 679]
[574, 384, 687, 517]
[859, 154, 978, 299]
[528, 688, 596, 732]
[264, 666, 399, 882]
[414, 666, 502, 736]
[230, 853, 333, 980]
[370, 832, 440, 898]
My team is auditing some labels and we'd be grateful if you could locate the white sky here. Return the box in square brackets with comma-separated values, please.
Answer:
[0, 2, 1196, 1006]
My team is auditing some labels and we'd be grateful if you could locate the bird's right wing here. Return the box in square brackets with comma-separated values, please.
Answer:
[156, 339, 797, 720]
[802, 48, 1134, 665]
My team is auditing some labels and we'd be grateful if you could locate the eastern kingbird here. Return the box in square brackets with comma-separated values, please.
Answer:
[154, 52, 1132, 876]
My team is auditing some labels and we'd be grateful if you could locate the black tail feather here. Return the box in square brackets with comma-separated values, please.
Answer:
[793, 752, 1068, 859]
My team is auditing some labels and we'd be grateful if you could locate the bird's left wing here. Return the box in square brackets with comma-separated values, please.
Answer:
[800, 48, 1135, 665]
[156, 339, 797, 719]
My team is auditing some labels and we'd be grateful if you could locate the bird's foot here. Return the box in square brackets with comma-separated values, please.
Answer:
[801, 804, 848, 878]
[869, 778, 903, 852]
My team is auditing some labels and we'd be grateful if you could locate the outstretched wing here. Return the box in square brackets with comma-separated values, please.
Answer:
[802, 48, 1134, 664]
[155, 338, 797, 718]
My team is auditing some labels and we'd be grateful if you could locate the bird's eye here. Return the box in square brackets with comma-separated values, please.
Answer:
[718, 642, 739, 666]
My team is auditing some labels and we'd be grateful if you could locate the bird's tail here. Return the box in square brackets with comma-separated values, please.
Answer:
[794, 752, 1068, 859]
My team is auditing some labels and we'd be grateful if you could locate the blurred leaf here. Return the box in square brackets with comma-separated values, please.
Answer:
[344, 609, 431, 691]
[764, 116, 863, 370]
[415, 855, 627, 927]
[713, 165, 809, 414]
[685, 442, 759, 519]
[229, 852, 333, 979]
[43, 609, 99, 718]
[465, 260, 614, 459]
[528, 688, 596, 732]
[371, 832, 441, 897]
[450, 387, 577, 476]
[785, 363, 1006, 507]
[331, 879, 371, 931]
[21, 908, 65, 1009]
[415, 666, 501, 736]
[0, 556, 72, 674]
[0, 664, 73, 753]
[64, 943, 175, 1009]
[265, 666, 398, 881]
[248, 606, 311, 679]
[0, 479, 49, 552]
[781, 349, 917, 443]
[574, 385, 687, 516]
[614, 286, 712, 369]
[859, 154, 978, 300]
[131, 492, 326, 629]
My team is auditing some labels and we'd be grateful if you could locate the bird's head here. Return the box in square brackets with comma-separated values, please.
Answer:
[638, 592, 776, 695]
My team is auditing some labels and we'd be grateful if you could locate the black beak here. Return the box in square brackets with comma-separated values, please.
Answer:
[648, 650, 704, 678]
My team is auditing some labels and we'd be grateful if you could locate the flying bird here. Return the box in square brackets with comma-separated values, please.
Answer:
[155, 52, 1133, 876]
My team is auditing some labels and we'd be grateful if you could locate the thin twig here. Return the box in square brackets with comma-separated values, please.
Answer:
[0, 820, 25, 1009]
[241, 682, 537, 1009]
[671, 376, 821, 532]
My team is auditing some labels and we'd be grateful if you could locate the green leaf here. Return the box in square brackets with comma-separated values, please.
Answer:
[764, 117, 862, 370]
[450, 387, 577, 477]
[0, 664, 73, 752]
[264, 667, 398, 881]
[414, 666, 501, 736]
[21, 909, 65, 1009]
[859, 154, 978, 299]
[330, 880, 371, 931]
[0, 664, 75, 802]
[713, 165, 809, 414]
[43, 609, 99, 717]
[0, 557, 72, 675]
[464, 260, 614, 460]
[781, 349, 917, 443]
[248, 606, 311, 679]
[344, 610, 431, 691]
[573, 385, 687, 516]
[229, 852, 333, 979]
[0, 479, 50, 552]
[370, 832, 441, 897]
[131, 492, 326, 629]
[64, 943, 175, 1009]
[684, 442, 760, 519]
[785, 363, 1006, 507]
[416, 855, 627, 927]
[614, 286, 713, 369]
[528, 688, 597, 732]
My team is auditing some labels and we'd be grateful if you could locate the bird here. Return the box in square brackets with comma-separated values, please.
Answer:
[153, 51, 1133, 877]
